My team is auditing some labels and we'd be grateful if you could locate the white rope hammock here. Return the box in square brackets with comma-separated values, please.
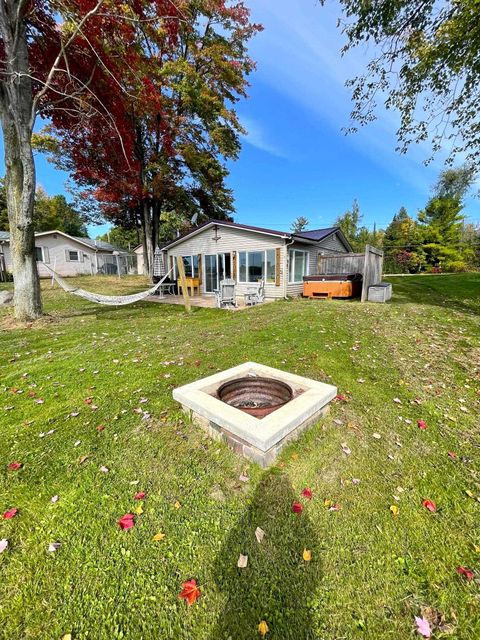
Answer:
[43, 264, 174, 306]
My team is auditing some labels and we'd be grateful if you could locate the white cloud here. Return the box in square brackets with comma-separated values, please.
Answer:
[239, 115, 287, 158]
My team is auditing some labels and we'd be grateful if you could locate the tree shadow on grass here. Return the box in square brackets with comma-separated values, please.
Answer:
[210, 468, 322, 640]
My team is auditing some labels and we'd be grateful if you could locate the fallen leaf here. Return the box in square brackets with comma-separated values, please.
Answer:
[329, 503, 341, 511]
[456, 566, 474, 581]
[153, 532, 166, 541]
[302, 548, 312, 562]
[333, 418, 344, 426]
[237, 553, 248, 568]
[97, 424, 105, 431]
[179, 579, 201, 605]
[417, 420, 428, 430]
[48, 542, 62, 552]
[291, 453, 299, 461]
[390, 505, 399, 517]
[174, 501, 181, 509]
[301, 487, 313, 500]
[134, 504, 144, 515]
[0, 539, 8, 554]
[447, 451, 457, 459]
[7, 462, 22, 471]
[61, 635, 72, 640]
[422, 499, 437, 513]
[414, 616, 432, 638]
[292, 501, 303, 514]
[352, 478, 361, 485]
[393, 398, 402, 404]
[335, 394, 347, 402]
[51, 495, 59, 503]
[134, 492, 146, 500]
[118, 513, 135, 530]
[372, 433, 382, 439]
[255, 527, 265, 543]
[3, 508, 18, 520]
[239, 474, 249, 483]
[341, 442, 352, 455]
[78, 455, 89, 465]
[258, 620, 269, 637]
[99, 466, 109, 473]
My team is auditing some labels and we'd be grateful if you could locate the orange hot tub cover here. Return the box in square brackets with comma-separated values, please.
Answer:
[302, 273, 362, 299]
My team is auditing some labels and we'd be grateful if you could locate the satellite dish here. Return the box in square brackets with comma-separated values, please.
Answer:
[191, 212, 198, 225]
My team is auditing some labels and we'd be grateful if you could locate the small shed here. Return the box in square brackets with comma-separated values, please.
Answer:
[316, 245, 384, 302]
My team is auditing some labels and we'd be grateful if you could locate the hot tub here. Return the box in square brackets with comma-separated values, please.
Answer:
[303, 273, 362, 299]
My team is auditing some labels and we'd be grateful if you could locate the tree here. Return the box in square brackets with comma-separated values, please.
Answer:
[34, 188, 88, 236]
[383, 206, 425, 273]
[97, 227, 139, 251]
[40, 2, 262, 277]
[331, 1, 480, 168]
[291, 216, 309, 233]
[0, 1, 182, 319]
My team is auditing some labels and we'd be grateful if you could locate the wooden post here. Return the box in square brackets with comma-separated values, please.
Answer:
[176, 255, 191, 313]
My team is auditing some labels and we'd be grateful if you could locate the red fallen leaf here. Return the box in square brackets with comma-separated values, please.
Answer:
[10, 387, 19, 394]
[301, 487, 313, 500]
[8, 462, 22, 471]
[447, 451, 457, 459]
[335, 394, 347, 402]
[134, 492, 145, 500]
[417, 420, 428, 430]
[456, 566, 474, 581]
[118, 513, 135, 530]
[3, 508, 18, 519]
[292, 501, 303, 514]
[422, 499, 437, 513]
[329, 502, 342, 511]
[27, 391, 36, 397]
[97, 424, 105, 431]
[179, 579, 201, 605]
[84, 398, 93, 405]
[194, 360, 202, 367]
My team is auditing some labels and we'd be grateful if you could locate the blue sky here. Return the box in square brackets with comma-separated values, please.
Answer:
[2, 0, 479, 237]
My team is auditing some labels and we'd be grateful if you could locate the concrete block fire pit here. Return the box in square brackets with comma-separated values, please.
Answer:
[173, 362, 337, 467]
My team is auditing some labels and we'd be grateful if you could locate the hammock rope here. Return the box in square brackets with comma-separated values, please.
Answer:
[43, 264, 174, 306]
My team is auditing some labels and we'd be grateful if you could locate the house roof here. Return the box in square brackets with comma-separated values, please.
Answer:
[0, 229, 126, 253]
[161, 219, 352, 251]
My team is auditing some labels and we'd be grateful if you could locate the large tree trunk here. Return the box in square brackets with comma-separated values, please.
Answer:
[0, 1, 42, 320]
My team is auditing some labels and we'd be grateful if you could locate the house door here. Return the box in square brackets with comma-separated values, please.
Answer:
[204, 253, 231, 292]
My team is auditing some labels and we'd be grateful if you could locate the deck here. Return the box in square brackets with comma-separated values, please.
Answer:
[147, 294, 274, 310]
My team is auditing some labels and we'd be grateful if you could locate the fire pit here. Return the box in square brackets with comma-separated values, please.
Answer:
[217, 376, 293, 418]
[173, 362, 336, 467]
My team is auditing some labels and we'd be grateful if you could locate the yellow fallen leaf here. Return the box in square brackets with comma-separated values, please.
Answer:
[134, 504, 144, 515]
[473, 544, 480, 553]
[465, 489, 474, 498]
[324, 499, 333, 507]
[258, 620, 269, 637]
[303, 548, 312, 562]
[390, 505, 399, 517]
[174, 501, 181, 509]
[62, 635, 72, 640]
[291, 453, 299, 461]
[153, 532, 165, 541]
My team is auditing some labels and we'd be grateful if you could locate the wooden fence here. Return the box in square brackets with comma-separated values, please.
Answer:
[316, 245, 384, 302]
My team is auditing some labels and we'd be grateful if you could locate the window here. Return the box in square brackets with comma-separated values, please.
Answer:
[35, 247, 43, 262]
[180, 255, 199, 278]
[68, 250, 79, 262]
[238, 250, 277, 284]
[289, 250, 308, 283]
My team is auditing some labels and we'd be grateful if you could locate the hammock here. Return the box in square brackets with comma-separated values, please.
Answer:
[43, 264, 174, 306]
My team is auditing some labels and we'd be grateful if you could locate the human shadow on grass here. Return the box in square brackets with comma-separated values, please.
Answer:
[209, 468, 322, 640]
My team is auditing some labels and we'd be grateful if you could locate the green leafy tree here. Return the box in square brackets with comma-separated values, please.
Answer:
[97, 227, 139, 251]
[335, 200, 380, 251]
[331, 1, 480, 167]
[34, 188, 88, 236]
[291, 216, 309, 233]
[383, 207, 425, 273]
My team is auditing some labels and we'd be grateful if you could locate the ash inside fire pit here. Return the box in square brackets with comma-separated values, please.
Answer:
[217, 376, 293, 418]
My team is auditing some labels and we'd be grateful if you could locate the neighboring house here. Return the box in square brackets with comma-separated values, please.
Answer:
[0, 229, 130, 277]
[137, 220, 353, 299]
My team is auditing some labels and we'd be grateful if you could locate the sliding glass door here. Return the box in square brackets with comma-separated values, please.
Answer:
[204, 253, 231, 292]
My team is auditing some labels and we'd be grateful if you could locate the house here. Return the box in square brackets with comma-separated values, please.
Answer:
[140, 220, 353, 299]
[0, 229, 131, 277]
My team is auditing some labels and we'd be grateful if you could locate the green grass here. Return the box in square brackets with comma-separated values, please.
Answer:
[0, 273, 479, 639]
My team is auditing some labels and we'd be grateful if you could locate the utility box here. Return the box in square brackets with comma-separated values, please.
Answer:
[368, 282, 392, 303]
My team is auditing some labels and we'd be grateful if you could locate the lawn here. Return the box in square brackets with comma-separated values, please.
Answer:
[1, 273, 479, 640]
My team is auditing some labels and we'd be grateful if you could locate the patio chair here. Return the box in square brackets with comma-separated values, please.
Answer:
[244, 280, 265, 306]
[214, 278, 237, 308]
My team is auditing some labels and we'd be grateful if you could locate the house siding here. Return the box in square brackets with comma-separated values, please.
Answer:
[166, 226, 287, 299]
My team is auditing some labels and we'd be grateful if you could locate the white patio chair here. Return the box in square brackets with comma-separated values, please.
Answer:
[214, 278, 237, 308]
[244, 280, 265, 306]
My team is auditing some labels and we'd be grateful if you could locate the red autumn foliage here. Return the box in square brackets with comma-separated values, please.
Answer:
[7, 462, 22, 471]
[179, 579, 201, 605]
[292, 501, 303, 514]
[118, 513, 135, 530]
[3, 508, 18, 520]
[301, 488, 313, 500]
[417, 420, 428, 430]
[335, 394, 347, 402]
[456, 566, 474, 581]
[422, 500, 437, 513]
[134, 492, 146, 500]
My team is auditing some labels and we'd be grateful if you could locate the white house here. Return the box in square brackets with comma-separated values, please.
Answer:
[137, 220, 353, 299]
[0, 229, 130, 277]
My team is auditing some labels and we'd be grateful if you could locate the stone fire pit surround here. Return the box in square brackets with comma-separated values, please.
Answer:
[173, 362, 337, 467]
